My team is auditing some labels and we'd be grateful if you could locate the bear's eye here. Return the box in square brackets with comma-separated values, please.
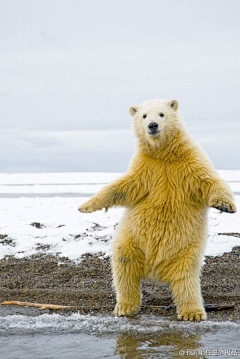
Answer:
[143, 114, 147, 119]
[159, 113, 164, 117]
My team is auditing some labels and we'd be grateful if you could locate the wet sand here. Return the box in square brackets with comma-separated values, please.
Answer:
[0, 245, 240, 322]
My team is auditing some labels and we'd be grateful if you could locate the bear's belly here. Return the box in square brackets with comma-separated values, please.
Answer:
[125, 198, 207, 255]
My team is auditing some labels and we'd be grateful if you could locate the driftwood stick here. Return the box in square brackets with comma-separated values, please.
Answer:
[204, 303, 235, 311]
[1, 301, 73, 311]
[142, 303, 235, 312]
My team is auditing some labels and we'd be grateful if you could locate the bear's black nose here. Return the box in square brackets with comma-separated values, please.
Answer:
[148, 122, 159, 131]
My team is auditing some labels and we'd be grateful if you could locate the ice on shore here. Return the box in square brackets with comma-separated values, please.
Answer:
[0, 172, 239, 261]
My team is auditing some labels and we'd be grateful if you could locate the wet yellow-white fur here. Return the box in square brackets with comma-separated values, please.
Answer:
[78, 99, 236, 321]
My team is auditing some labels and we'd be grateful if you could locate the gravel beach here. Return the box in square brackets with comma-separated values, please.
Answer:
[0, 245, 239, 322]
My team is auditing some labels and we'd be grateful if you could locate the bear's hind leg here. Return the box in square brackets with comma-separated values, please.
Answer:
[170, 275, 207, 321]
[111, 235, 144, 317]
[165, 253, 207, 321]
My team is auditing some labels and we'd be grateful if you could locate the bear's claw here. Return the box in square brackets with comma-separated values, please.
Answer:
[78, 199, 101, 213]
[78, 205, 92, 213]
[177, 309, 207, 321]
[114, 302, 140, 317]
[211, 199, 236, 213]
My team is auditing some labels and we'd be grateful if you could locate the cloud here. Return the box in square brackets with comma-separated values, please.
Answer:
[196, 132, 240, 170]
[0, 1, 240, 133]
[0, 128, 135, 172]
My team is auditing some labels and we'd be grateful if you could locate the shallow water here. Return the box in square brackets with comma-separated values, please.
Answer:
[0, 313, 239, 359]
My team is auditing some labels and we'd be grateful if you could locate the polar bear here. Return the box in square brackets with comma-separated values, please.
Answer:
[78, 99, 236, 321]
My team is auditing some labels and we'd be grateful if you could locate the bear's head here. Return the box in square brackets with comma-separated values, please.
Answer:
[129, 99, 183, 148]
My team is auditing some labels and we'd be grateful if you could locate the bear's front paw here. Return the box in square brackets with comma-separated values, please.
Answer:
[210, 198, 236, 214]
[177, 308, 207, 322]
[114, 302, 140, 317]
[78, 199, 102, 213]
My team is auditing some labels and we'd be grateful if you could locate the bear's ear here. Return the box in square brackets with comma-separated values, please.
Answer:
[168, 100, 178, 111]
[129, 106, 139, 116]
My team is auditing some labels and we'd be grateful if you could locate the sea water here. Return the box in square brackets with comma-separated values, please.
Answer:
[0, 313, 239, 359]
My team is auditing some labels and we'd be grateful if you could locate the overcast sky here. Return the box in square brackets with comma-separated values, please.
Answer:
[0, 0, 239, 172]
